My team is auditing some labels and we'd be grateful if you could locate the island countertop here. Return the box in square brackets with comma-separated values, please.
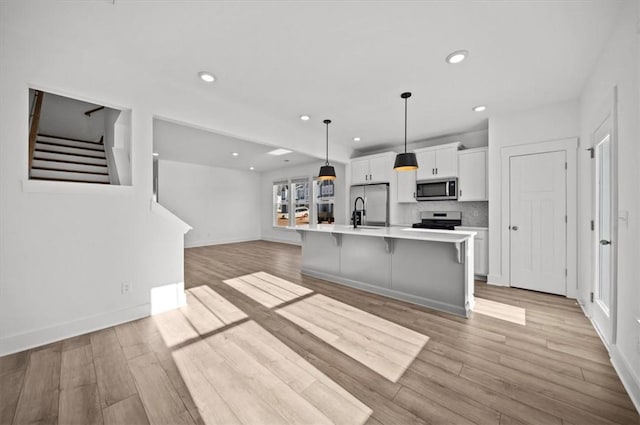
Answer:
[290, 224, 476, 244]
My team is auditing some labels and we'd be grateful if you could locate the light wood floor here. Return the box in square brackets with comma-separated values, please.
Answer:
[1, 240, 639, 425]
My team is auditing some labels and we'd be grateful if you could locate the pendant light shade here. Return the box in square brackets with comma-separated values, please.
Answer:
[318, 119, 336, 181]
[394, 92, 419, 171]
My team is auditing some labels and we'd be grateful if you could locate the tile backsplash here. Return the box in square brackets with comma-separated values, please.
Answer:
[396, 201, 488, 227]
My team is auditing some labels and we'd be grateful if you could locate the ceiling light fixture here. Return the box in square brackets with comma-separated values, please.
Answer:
[198, 71, 216, 83]
[300, 115, 310, 121]
[394, 92, 419, 172]
[353, 137, 361, 142]
[268, 148, 293, 156]
[445, 50, 468, 64]
[152, 152, 159, 157]
[232, 152, 239, 156]
[318, 119, 336, 181]
[472, 105, 487, 112]
[249, 167, 255, 170]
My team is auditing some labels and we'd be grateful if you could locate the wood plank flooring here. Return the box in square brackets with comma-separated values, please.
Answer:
[0, 240, 638, 425]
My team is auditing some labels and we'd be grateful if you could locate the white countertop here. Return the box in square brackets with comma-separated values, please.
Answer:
[454, 226, 488, 231]
[291, 224, 475, 243]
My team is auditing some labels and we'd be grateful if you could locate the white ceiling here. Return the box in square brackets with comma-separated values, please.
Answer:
[153, 119, 321, 172]
[9, 1, 623, 158]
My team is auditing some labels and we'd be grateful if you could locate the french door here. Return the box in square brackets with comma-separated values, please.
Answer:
[592, 115, 615, 345]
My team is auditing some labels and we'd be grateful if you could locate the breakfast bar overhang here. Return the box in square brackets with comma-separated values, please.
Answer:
[293, 225, 476, 317]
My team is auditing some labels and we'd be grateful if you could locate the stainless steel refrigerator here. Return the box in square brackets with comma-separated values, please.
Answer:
[349, 183, 390, 227]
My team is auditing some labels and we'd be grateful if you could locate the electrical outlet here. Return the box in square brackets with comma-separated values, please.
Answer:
[121, 282, 131, 294]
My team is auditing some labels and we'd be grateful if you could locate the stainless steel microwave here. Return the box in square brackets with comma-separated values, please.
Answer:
[416, 178, 457, 201]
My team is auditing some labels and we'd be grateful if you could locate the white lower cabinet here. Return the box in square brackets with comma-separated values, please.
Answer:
[455, 226, 488, 276]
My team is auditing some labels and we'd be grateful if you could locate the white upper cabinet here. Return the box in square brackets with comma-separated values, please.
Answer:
[396, 169, 417, 203]
[415, 142, 461, 181]
[350, 158, 370, 185]
[458, 147, 488, 201]
[350, 152, 395, 185]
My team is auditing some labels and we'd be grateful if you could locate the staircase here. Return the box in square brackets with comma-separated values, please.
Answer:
[30, 134, 110, 184]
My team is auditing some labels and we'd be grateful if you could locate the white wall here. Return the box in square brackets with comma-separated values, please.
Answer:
[260, 161, 347, 245]
[487, 100, 580, 285]
[158, 160, 261, 247]
[578, 0, 640, 408]
[0, 4, 188, 354]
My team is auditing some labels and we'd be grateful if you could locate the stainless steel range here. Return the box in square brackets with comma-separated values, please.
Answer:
[412, 211, 462, 230]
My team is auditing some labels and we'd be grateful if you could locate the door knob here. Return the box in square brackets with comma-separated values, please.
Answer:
[600, 239, 611, 245]
[511, 226, 518, 231]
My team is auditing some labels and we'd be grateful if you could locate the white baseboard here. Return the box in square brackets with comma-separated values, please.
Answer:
[184, 236, 260, 248]
[610, 345, 640, 414]
[0, 303, 150, 356]
[260, 237, 302, 246]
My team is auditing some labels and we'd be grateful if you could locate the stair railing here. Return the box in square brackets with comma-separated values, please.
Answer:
[28, 90, 44, 172]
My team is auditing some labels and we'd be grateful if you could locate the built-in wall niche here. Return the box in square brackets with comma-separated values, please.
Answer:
[28, 89, 132, 185]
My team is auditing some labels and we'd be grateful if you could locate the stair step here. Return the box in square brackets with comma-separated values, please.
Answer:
[30, 169, 110, 184]
[37, 135, 105, 152]
[37, 134, 103, 145]
[32, 159, 108, 175]
[35, 143, 106, 158]
[34, 151, 108, 166]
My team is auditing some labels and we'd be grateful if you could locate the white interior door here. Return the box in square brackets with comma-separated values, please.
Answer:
[510, 151, 567, 295]
[592, 116, 615, 345]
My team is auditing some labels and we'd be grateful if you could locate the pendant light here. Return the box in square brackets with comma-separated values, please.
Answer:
[318, 119, 336, 181]
[394, 92, 419, 171]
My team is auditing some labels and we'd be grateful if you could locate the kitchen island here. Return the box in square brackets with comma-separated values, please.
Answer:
[292, 224, 476, 317]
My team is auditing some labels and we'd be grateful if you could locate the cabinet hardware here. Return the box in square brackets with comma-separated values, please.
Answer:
[590, 292, 594, 302]
[511, 225, 519, 231]
[435, 168, 438, 174]
[459, 190, 462, 197]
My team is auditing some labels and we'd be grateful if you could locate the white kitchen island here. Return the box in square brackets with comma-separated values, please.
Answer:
[293, 224, 476, 317]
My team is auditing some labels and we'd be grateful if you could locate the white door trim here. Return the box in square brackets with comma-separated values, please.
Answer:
[499, 138, 578, 298]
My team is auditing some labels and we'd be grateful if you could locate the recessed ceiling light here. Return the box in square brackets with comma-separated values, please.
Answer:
[472, 105, 487, 112]
[232, 152, 239, 156]
[268, 148, 293, 156]
[198, 71, 215, 83]
[249, 166, 255, 170]
[299, 115, 310, 121]
[446, 50, 468, 64]
[152, 152, 159, 157]
[353, 137, 361, 142]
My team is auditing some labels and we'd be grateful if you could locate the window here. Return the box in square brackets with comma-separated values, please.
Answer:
[315, 179, 335, 224]
[273, 182, 289, 227]
[292, 178, 310, 225]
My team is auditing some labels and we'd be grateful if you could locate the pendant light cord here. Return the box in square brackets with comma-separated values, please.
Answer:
[404, 96, 408, 154]
[325, 120, 330, 166]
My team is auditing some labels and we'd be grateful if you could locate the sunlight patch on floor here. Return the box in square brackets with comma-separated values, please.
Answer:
[171, 320, 372, 425]
[473, 297, 526, 325]
[277, 294, 429, 382]
[153, 285, 247, 347]
[223, 272, 313, 308]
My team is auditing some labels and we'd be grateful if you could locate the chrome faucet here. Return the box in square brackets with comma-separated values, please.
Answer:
[352, 196, 365, 228]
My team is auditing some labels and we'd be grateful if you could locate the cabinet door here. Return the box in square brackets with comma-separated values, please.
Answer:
[396, 170, 417, 203]
[474, 232, 488, 276]
[416, 151, 436, 180]
[458, 150, 487, 201]
[434, 147, 458, 178]
[368, 155, 392, 183]
[350, 158, 369, 185]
